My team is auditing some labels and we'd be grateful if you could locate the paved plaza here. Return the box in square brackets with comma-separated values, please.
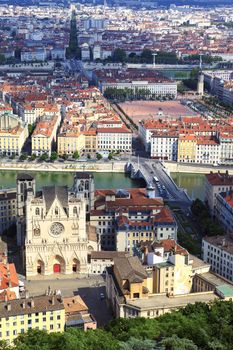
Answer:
[24, 275, 113, 327]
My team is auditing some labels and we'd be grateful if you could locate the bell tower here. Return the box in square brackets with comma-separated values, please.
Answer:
[16, 173, 35, 246]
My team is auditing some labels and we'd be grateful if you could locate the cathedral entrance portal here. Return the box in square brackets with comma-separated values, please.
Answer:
[37, 260, 45, 275]
[53, 255, 65, 274]
[53, 264, 61, 273]
[72, 258, 80, 273]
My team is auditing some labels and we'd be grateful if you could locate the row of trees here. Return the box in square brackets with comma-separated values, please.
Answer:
[2, 301, 233, 350]
[110, 48, 178, 64]
[104, 87, 175, 102]
[66, 10, 81, 59]
[182, 54, 222, 64]
[102, 49, 222, 65]
[191, 199, 223, 236]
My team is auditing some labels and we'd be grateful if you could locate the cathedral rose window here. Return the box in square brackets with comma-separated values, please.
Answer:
[50, 222, 64, 236]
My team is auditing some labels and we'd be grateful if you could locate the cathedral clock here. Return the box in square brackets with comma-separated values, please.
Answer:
[50, 222, 64, 236]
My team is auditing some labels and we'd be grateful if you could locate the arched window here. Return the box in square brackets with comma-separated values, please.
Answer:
[55, 207, 59, 215]
[85, 181, 89, 190]
[35, 208, 40, 215]
[34, 228, 40, 236]
[73, 207, 77, 215]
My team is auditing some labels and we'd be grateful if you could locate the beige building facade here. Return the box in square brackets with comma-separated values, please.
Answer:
[0, 113, 28, 156]
[19, 177, 98, 278]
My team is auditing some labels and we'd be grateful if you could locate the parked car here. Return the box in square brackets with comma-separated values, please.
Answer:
[100, 293, 105, 300]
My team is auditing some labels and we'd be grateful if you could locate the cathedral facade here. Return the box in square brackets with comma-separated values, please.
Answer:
[17, 174, 98, 278]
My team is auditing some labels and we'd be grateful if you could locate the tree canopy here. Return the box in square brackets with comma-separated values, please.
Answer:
[3, 301, 233, 350]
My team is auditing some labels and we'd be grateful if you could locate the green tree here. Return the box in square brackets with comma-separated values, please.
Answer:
[112, 48, 127, 63]
[40, 153, 48, 161]
[72, 151, 80, 159]
[30, 154, 37, 161]
[50, 152, 58, 162]
[96, 153, 102, 160]
[141, 49, 153, 63]
[0, 54, 6, 64]
[161, 335, 198, 350]
[0, 340, 11, 350]
[19, 153, 27, 161]
[28, 124, 34, 135]
[108, 153, 113, 160]
[120, 337, 157, 350]
[62, 153, 69, 160]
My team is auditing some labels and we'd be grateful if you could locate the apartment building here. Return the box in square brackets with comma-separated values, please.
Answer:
[31, 115, 61, 156]
[64, 295, 96, 331]
[0, 295, 65, 344]
[88, 251, 128, 275]
[0, 189, 17, 234]
[94, 69, 177, 98]
[177, 134, 196, 163]
[57, 132, 85, 156]
[90, 188, 177, 251]
[204, 71, 233, 105]
[195, 138, 220, 165]
[18, 103, 60, 125]
[97, 126, 132, 153]
[0, 262, 19, 301]
[140, 117, 233, 164]
[215, 192, 233, 233]
[150, 131, 178, 160]
[205, 171, 233, 216]
[106, 253, 220, 319]
[153, 253, 192, 295]
[202, 236, 233, 282]
[0, 113, 28, 156]
[218, 131, 233, 165]
[21, 48, 46, 62]
[116, 207, 177, 254]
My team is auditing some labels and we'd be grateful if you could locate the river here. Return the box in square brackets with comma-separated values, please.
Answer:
[171, 172, 205, 201]
[0, 170, 204, 200]
[0, 171, 145, 191]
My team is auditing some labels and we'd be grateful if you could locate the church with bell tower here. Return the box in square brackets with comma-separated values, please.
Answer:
[17, 173, 98, 278]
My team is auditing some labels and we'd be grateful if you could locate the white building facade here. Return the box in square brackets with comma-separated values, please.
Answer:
[202, 236, 233, 282]
[150, 133, 178, 160]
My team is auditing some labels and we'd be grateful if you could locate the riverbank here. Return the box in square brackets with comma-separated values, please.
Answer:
[165, 161, 233, 175]
[0, 160, 126, 173]
[1, 159, 232, 175]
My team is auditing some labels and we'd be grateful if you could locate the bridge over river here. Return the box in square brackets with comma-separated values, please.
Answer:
[126, 159, 192, 207]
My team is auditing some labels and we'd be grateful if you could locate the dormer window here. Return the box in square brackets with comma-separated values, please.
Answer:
[35, 208, 40, 215]
[73, 207, 77, 215]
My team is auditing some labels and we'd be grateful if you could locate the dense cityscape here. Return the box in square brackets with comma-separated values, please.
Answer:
[0, 0, 232, 349]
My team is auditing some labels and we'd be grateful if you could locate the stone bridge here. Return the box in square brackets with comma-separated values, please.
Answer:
[125, 160, 192, 206]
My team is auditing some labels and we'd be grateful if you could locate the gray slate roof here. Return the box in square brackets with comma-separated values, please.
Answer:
[114, 256, 147, 283]
[43, 186, 68, 213]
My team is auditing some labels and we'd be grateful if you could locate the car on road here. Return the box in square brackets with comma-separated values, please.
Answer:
[100, 293, 105, 300]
